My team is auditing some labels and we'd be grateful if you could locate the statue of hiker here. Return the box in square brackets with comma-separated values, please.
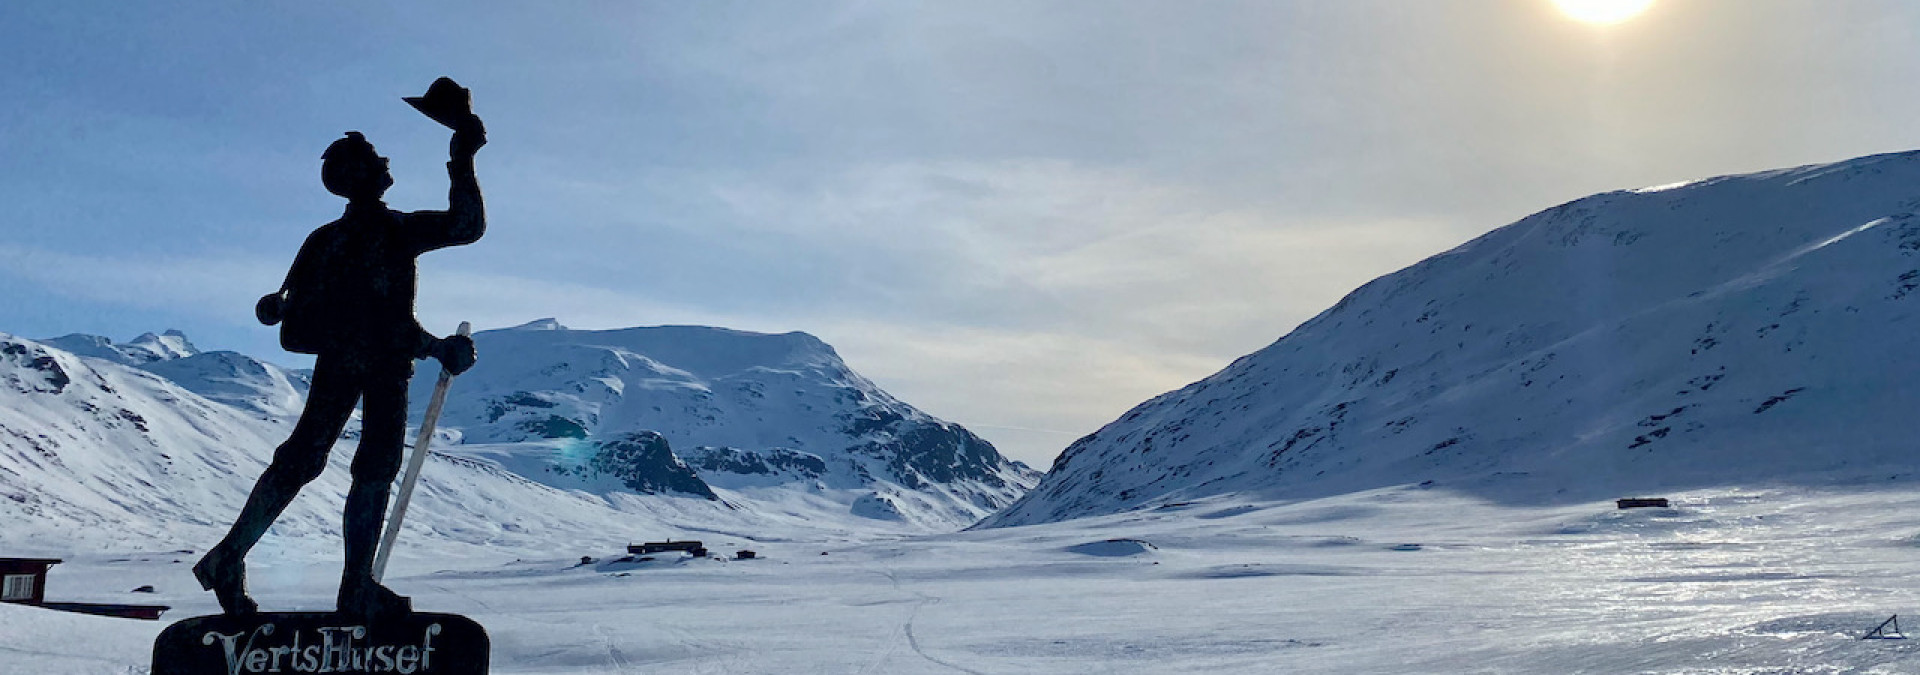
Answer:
[193, 78, 485, 620]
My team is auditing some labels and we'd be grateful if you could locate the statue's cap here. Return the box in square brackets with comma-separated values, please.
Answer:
[320, 132, 379, 198]
[322, 131, 375, 161]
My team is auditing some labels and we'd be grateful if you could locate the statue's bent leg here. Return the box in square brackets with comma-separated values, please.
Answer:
[339, 360, 412, 618]
[195, 356, 360, 615]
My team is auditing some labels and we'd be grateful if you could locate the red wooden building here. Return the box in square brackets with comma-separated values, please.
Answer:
[0, 557, 60, 606]
[1, 557, 169, 620]
[629, 540, 708, 558]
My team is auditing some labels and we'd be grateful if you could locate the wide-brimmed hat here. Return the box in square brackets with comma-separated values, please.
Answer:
[403, 77, 475, 130]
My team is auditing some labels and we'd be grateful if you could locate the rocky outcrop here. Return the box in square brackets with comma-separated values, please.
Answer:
[682, 445, 827, 481]
[587, 431, 717, 500]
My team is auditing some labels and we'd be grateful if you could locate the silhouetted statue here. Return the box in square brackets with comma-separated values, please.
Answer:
[193, 78, 485, 621]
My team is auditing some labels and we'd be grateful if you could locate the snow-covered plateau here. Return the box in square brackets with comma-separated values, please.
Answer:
[11, 485, 1920, 673]
[10, 150, 1920, 672]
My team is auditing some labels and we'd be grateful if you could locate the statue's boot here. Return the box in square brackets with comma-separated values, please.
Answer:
[337, 578, 411, 622]
[191, 548, 258, 616]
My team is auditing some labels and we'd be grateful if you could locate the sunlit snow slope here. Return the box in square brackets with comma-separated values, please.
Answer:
[44, 330, 311, 418]
[0, 332, 852, 556]
[0, 323, 1035, 561]
[0, 317, 1033, 552]
[990, 150, 1920, 527]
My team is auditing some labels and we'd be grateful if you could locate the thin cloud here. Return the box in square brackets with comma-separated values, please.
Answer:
[0, 245, 283, 318]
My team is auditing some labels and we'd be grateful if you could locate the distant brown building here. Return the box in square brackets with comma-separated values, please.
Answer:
[1616, 498, 1671, 509]
[629, 540, 708, 558]
[0, 557, 60, 606]
[1, 557, 169, 620]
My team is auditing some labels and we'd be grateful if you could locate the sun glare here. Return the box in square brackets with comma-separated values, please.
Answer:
[1552, 0, 1655, 25]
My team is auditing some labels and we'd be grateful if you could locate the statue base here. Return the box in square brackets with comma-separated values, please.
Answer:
[152, 612, 487, 674]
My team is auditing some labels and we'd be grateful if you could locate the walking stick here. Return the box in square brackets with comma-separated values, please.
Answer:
[372, 321, 470, 582]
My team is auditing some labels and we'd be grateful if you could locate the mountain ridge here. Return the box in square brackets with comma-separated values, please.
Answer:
[986, 149, 1920, 527]
[417, 322, 1037, 528]
[1, 320, 1035, 546]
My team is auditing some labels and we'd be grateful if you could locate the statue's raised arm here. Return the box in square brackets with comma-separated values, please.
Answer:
[402, 77, 486, 254]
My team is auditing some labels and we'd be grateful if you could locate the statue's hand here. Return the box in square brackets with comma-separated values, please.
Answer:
[255, 292, 284, 326]
[431, 334, 477, 376]
[451, 117, 487, 158]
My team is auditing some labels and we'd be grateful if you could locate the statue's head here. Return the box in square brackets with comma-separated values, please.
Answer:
[320, 132, 393, 201]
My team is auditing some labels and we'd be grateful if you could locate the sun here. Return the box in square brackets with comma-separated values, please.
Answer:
[1552, 0, 1655, 25]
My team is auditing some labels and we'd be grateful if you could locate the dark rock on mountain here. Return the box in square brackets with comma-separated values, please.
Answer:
[587, 431, 718, 500]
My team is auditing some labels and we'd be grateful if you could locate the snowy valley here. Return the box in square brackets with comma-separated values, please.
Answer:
[10, 151, 1920, 672]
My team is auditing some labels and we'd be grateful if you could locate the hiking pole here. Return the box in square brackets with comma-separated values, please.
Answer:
[372, 321, 470, 582]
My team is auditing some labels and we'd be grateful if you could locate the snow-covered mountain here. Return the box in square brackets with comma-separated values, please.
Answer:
[138, 351, 312, 418]
[987, 150, 1920, 527]
[0, 331, 938, 557]
[42, 331, 311, 418]
[412, 320, 1038, 528]
[0, 331, 472, 550]
[45, 329, 199, 365]
[1, 319, 1033, 549]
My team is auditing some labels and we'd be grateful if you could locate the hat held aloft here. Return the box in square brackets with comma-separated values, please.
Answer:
[404, 77, 482, 133]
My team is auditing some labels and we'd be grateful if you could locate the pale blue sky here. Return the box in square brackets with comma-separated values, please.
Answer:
[4, 1, 1919, 465]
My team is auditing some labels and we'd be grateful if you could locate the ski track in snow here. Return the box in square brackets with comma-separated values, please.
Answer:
[593, 623, 634, 673]
[870, 566, 985, 675]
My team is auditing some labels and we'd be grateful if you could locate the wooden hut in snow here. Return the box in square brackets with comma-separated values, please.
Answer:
[0, 557, 60, 606]
[1, 557, 169, 620]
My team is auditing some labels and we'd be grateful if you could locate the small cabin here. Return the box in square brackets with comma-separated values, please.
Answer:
[1, 557, 60, 606]
[629, 540, 708, 558]
[735, 550, 757, 560]
[1617, 498, 1671, 509]
[1, 557, 170, 620]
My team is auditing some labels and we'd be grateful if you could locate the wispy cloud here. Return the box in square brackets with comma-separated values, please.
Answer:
[421, 159, 1472, 462]
[0, 155, 1466, 465]
[0, 245, 284, 319]
[12, 1, 1920, 464]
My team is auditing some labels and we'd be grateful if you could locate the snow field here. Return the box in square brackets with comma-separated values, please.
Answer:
[13, 481, 1920, 673]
